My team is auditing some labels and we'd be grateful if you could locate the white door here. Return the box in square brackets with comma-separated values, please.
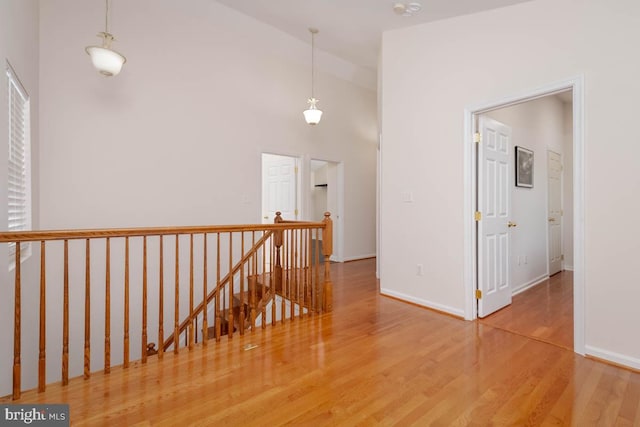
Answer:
[477, 117, 512, 317]
[548, 150, 562, 275]
[262, 154, 298, 223]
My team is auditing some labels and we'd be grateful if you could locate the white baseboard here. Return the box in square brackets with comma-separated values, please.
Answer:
[343, 253, 376, 262]
[585, 345, 640, 371]
[512, 274, 549, 296]
[380, 288, 465, 318]
[563, 264, 574, 271]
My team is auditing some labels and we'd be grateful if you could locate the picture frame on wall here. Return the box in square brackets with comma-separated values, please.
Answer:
[515, 146, 533, 188]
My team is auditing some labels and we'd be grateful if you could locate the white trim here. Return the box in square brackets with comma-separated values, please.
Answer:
[343, 253, 376, 262]
[380, 288, 465, 318]
[463, 75, 585, 356]
[585, 345, 640, 371]
[463, 110, 476, 320]
[562, 265, 574, 271]
[512, 274, 549, 296]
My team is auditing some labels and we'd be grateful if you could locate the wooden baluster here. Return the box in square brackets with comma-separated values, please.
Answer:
[105, 238, 111, 373]
[301, 230, 307, 318]
[215, 233, 221, 341]
[202, 233, 208, 346]
[174, 235, 180, 353]
[289, 228, 294, 320]
[308, 229, 313, 313]
[228, 233, 234, 338]
[298, 228, 303, 317]
[250, 231, 257, 331]
[142, 236, 148, 362]
[62, 240, 69, 386]
[271, 237, 276, 327]
[292, 229, 297, 320]
[273, 213, 283, 326]
[84, 239, 91, 379]
[307, 229, 313, 315]
[314, 230, 320, 313]
[13, 243, 21, 399]
[124, 237, 130, 368]
[158, 236, 164, 359]
[282, 229, 287, 322]
[239, 233, 245, 335]
[322, 212, 333, 312]
[189, 234, 194, 350]
[292, 228, 297, 320]
[38, 241, 46, 392]
[262, 233, 267, 329]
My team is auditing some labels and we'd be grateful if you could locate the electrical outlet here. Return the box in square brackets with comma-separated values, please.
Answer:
[416, 264, 423, 276]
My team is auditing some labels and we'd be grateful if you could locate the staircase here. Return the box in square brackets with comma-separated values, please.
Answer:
[0, 211, 333, 400]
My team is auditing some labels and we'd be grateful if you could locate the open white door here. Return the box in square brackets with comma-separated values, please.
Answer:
[262, 154, 298, 223]
[548, 150, 563, 275]
[477, 117, 512, 317]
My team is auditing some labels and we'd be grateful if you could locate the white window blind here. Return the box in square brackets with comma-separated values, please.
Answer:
[6, 62, 31, 266]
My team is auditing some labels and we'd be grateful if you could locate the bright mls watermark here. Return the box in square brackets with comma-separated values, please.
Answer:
[0, 405, 69, 426]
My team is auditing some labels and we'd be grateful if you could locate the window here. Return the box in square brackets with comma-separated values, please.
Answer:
[7, 62, 31, 267]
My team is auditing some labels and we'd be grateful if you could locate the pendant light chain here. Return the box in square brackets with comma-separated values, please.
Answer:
[105, 0, 110, 34]
[311, 29, 315, 99]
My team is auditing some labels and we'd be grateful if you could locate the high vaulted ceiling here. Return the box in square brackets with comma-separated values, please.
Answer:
[214, 0, 532, 71]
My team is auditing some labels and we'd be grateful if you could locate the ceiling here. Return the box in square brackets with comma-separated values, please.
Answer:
[213, 0, 532, 71]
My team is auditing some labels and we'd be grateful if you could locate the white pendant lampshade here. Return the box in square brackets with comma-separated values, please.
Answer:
[86, 0, 126, 77]
[86, 33, 126, 76]
[303, 98, 323, 125]
[303, 28, 322, 125]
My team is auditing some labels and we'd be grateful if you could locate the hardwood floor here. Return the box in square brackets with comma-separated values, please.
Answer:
[479, 271, 574, 350]
[3, 260, 640, 426]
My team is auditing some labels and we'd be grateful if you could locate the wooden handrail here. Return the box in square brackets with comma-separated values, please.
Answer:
[2, 214, 332, 400]
[0, 222, 326, 242]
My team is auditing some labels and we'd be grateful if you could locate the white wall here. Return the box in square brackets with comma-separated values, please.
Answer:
[0, 0, 377, 397]
[381, 0, 640, 367]
[485, 95, 567, 292]
[38, 0, 377, 255]
[37, 0, 378, 271]
[0, 0, 40, 399]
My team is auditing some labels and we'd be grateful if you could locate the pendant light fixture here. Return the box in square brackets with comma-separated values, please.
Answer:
[85, 0, 126, 77]
[303, 28, 323, 125]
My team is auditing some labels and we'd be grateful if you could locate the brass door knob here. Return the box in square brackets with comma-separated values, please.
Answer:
[508, 222, 517, 228]
[548, 217, 555, 222]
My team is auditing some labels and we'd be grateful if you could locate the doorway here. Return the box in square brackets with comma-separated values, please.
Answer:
[310, 158, 343, 262]
[463, 77, 585, 355]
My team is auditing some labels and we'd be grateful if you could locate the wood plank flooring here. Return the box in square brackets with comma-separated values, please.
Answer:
[479, 271, 574, 350]
[3, 260, 640, 426]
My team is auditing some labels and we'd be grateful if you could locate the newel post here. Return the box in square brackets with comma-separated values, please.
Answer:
[322, 212, 333, 312]
[274, 212, 284, 294]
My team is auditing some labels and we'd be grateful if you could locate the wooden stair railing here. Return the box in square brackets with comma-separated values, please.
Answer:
[161, 231, 274, 351]
[0, 213, 332, 400]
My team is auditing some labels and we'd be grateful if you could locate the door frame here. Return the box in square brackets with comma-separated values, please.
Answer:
[462, 76, 585, 355]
